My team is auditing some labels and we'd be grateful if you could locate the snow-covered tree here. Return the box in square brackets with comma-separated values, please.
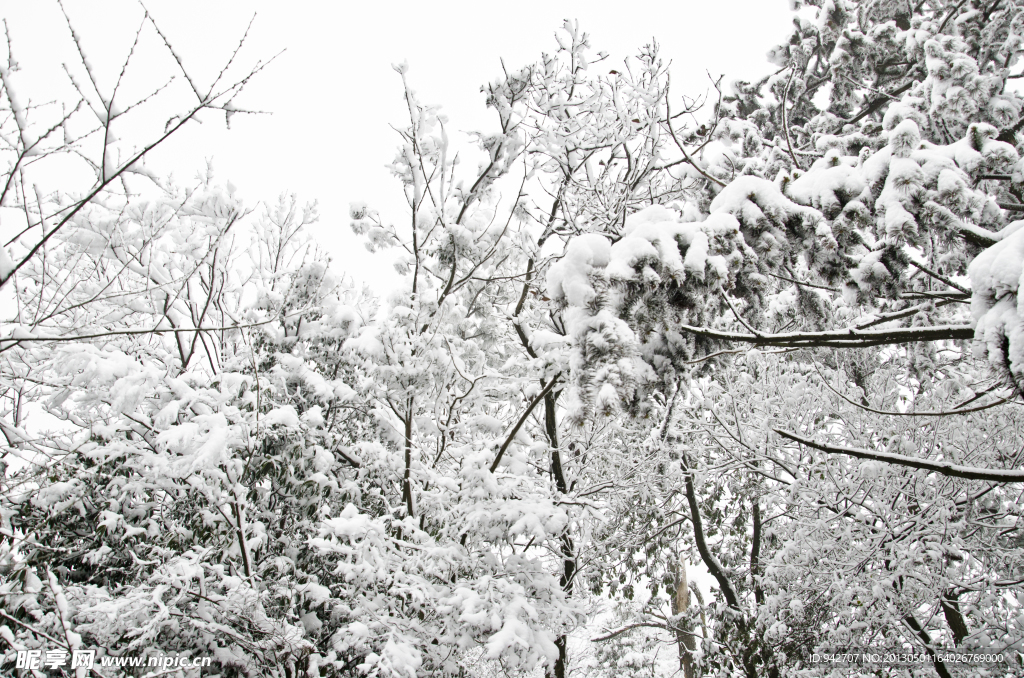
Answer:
[542, 1, 1024, 676]
[0, 173, 379, 674]
[4, 2, 1024, 677]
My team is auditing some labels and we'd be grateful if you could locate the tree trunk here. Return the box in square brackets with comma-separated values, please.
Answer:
[403, 405, 414, 518]
[672, 557, 696, 678]
[546, 389, 574, 678]
[941, 589, 969, 646]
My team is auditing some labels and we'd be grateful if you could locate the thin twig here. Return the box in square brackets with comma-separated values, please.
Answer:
[665, 74, 726, 188]
[782, 66, 803, 170]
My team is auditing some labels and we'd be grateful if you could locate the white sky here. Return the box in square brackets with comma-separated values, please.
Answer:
[4, 0, 795, 289]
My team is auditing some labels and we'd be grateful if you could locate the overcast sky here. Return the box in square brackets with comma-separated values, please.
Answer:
[4, 0, 794, 288]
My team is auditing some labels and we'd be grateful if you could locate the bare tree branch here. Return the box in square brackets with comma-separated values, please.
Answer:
[679, 323, 974, 348]
[775, 430, 1024, 483]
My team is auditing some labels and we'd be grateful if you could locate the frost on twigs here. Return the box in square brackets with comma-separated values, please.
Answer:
[0, 5, 274, 291]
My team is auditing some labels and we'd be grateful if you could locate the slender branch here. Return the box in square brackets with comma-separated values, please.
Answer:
[781, 66, 803, 170]
[907, 260, 970, 294]
[0, 316, 293, 352]
[845, 80, 916, 125]
[723, 294, 761, 336]
[775, 430, 1024, 483]
[938, 0, 970, 33]
[1, 107, 202, 289]
[665, 75, 726, 188]
[230, 500, 253, 579]
[0, 608, 69, 649]
[811, 360, 1012, 416]
[853, 300, 956, 330]
[490, 376, 560, 472]
[403, 403, 415, 518]
[684, 470, 741, 609]
[592, 621, 703, 643]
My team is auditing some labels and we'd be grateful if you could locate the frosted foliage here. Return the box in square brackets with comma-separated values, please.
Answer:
[546, 234, 612, 307]
[547, 205, 733, 415]
[551, 102, 1024, 391]
[786, 151, 866, 218]
[550, 207, 723, 308]
[969, 227, 1024, 385]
